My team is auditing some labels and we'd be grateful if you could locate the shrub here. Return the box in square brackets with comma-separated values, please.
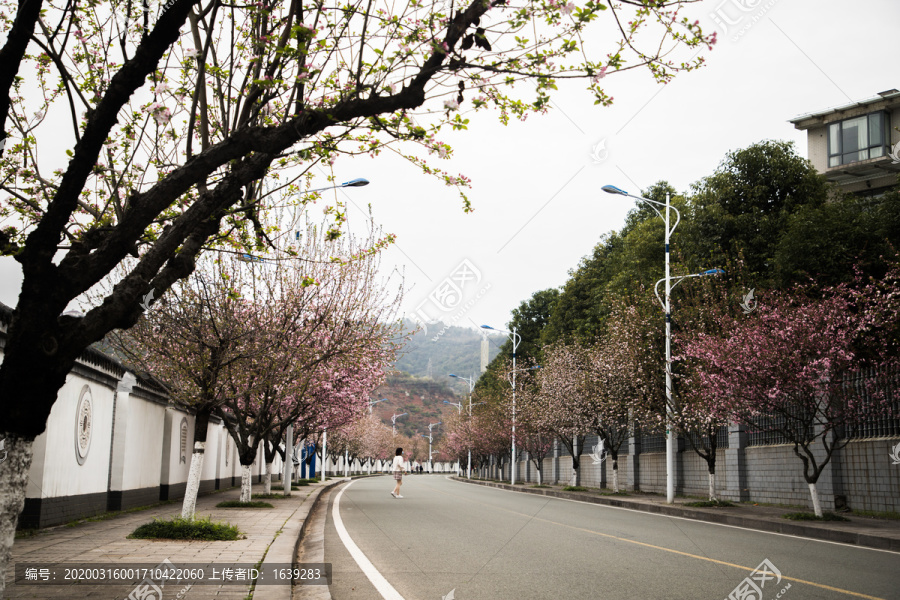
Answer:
[216, 501, 274, 509]
[782, 511, 850, 522]
[129, 516, 242, 540]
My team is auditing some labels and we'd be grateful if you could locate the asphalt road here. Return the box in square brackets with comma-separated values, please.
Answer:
[322, 475, 899, 600]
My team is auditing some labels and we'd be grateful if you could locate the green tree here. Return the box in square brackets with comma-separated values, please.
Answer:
[494, 288, 559, 365]
[685, 140, 828, 283]
[543, 181, 685, 344]
[774, 189, 900, 287]
[0, 0, 714, 578]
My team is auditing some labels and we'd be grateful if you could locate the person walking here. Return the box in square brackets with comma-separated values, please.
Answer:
[391, 447, 406, 498]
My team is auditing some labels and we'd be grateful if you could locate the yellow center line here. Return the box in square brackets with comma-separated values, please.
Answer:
[426, 480, 886, 600]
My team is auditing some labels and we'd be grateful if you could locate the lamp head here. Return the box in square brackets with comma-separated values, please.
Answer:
[702, 268, 726, 275]
[480, 325, 494, 330]
[601, 184, 628, 196]
[342, 178, 369, 187]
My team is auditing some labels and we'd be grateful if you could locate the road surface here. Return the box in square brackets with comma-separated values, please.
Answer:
[322, 475, 898, 600]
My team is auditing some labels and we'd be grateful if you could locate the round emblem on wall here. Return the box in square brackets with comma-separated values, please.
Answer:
[75, 385, 93, 465]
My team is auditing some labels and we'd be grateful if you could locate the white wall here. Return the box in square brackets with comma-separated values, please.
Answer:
[28, 377, 116, 499]
[159, 407, 195, 487]
[113, 388, 167, 493]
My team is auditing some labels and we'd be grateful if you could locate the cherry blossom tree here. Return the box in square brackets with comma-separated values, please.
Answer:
[579, 307, 662, 493]
[112, 220, 399, 511]
[109, 255, 281, 518]
[518, 420, 554, 485]
[216, 230, 399, 501]
[465, 397, 511, 478]
[670, 273, 745, 500]
[0, 0, 714, 584]
[682, 270, 900, 515]
[518, 351, 588, 486]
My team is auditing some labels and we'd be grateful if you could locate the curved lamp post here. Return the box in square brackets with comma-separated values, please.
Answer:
[368, 398, 388, 414]
[602, 184, 723, 504]
[237, 177, 370, 263]
[481, 325, 523, 484]
[421, 421, 442, 473]
[391, 412, 408, 436]
[304, 177, 369, 194]
[449, 373, 477, 478]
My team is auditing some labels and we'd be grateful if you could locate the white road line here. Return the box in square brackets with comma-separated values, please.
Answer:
[446, 477, 900, 555]
[332, 479, 407, 600]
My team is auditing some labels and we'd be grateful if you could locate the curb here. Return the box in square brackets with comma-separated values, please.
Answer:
[254, 479, 347, 600]
[292, 475, 387, 600]
[451, 477, 900, 552]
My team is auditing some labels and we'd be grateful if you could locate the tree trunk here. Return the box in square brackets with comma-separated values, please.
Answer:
[240, 465, 253, 502]
[0, 435, 34, 596]
[708, 472, 717, 502]
[181, 408, 211, 520]
[568, 436, 583, 486]
[263, 438, 278, 495]
[536, 466, 542, 485]
[264, 461, 273, 494]
[612, 459, 619, 493]
[181, 441, 205, 519]
[808, 482, 823, 517]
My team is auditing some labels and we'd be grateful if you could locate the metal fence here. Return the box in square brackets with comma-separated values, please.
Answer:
[843, 366, 900, 439]
[687, 426, 730, 450]
[746, 366, 899, 445]
[640, 431, 667, 454]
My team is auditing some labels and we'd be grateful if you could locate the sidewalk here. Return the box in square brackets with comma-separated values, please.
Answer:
[452, 476, 900, 552]
[3, 479, 341, 600]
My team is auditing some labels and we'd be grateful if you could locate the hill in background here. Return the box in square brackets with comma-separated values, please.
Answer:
[367, 322, 506, 441]
[370, 372, 461, 439]
[394, 320, 505, 392]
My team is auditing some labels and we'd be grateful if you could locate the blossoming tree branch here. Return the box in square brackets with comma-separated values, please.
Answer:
[0, 0, 712, 588]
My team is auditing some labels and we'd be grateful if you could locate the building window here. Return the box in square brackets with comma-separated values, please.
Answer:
[827, 111, 890, 167]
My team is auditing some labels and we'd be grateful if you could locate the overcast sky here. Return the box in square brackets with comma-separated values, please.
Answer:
[1, 0, 897, 335]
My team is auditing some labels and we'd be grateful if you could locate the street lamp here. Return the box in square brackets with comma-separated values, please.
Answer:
[443, 399, 463, 412]
[603, 184, 722, 504]
[443, 397, 464, 476]
[304, 177, 370, 194]
[449, 373, 478, 478]
[481, 325, 524, 485]
[391, 412, 408, 436]
[421, 421, 442, 473]
[368, 398, 388, 413]
[235, 177, 369, 263]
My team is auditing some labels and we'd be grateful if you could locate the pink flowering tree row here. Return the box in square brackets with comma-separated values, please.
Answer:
[680, 268, 900, 514]
[112, 222, 401, 513]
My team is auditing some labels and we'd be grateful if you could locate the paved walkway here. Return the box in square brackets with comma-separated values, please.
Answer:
[453, 476, 900, 551]
[3, 480, 340, 600]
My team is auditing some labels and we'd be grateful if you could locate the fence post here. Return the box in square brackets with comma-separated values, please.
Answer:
[627, 429, 641, 491]
[551, 438, 559, 484]
[724, 423, 749, 502]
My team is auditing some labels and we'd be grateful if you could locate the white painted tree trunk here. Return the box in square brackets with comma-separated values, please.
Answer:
[240, 465, 253, 503]
[0, 436, 35, 596]
[808, 482, 823, 517]
[537, 468, 542, 485]
[181, 441, 205, 520]
[612, 468, 619, 493]
[264, 461, 273, 494]
[569, 470, 578, 486]
[708, 473, 717, 501]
